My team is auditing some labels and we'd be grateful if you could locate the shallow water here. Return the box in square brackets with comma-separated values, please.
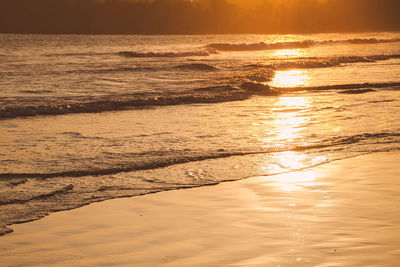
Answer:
[1, 32, 400, 235]
[0, 153, 399, 266]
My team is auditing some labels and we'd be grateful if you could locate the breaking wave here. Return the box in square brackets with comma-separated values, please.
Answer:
[1, 132, 399, 182]
[338, 89, 376, 94]
[0, 151, 263, 180]
[281, 82, 400, 92]
[2, 80, 400, 119]
[175, 63, 220, 71]
[33, 54, 400, 78]
[247, 54, 400, 70]
[40, 38, 400, 59]
[45, 52, 110, 57]
[0, 85, 257, 119]
[347, 38, 400, 44]
[240, 82, 279, 95]
[46, 50, 218, 58]
[207, 40, 315, 51]
[82, 66, 157, 74]
[206, 38, 400, 52]
[118, 49, 216, 58]
[0, 185, 74, 205]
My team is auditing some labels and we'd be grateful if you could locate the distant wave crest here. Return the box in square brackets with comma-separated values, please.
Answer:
[118, 50, 216, 58]
[175, 63, 220, 71]
[206, 38, 400, 52]
[207, 40, 315, 51]
[243, 54, 400, 70]
[274, 54, 400, 70]
[347, 38, 400, 44]
[280, 82, 400, 92]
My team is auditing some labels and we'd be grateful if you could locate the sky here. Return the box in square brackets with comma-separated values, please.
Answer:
[0, 0, 399, 34]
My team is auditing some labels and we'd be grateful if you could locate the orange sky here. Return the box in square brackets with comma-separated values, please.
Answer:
[228, 0, 263, 7]
[1, 0, 399, 34]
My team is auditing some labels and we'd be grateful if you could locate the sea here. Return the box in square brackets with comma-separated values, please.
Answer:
[1, 32, 400, 235]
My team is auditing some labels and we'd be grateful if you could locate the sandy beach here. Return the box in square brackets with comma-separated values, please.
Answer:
[0, 152, 400, 266]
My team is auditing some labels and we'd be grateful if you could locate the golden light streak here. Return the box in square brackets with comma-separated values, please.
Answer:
[272, 49, 302, 58]
[271, 70, 310, 88]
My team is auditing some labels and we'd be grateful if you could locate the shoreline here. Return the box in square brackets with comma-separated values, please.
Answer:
[1, 152, 400, 266]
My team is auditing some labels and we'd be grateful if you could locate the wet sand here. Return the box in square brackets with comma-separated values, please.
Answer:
[0, 152, 399, 266]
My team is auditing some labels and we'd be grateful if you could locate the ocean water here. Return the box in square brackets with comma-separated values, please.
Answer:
[1, 33, 400, 235]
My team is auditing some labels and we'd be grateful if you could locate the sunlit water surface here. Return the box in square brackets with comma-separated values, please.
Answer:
[0, 33, 400, 236]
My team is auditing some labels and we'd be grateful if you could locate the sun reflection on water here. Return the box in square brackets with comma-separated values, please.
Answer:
[275, 151, 309, 170]
[259, 151, 321, 192]
[258, 95, 329, 192]
[272, 69, 310, 88]
[275, 96, 311, 108]
[272, 49, 302, 58]
[274, 170, 317, 192]
[271, 96, 312, 141]
[267, 152, 329, 193]
[268, 47, 311, 88]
